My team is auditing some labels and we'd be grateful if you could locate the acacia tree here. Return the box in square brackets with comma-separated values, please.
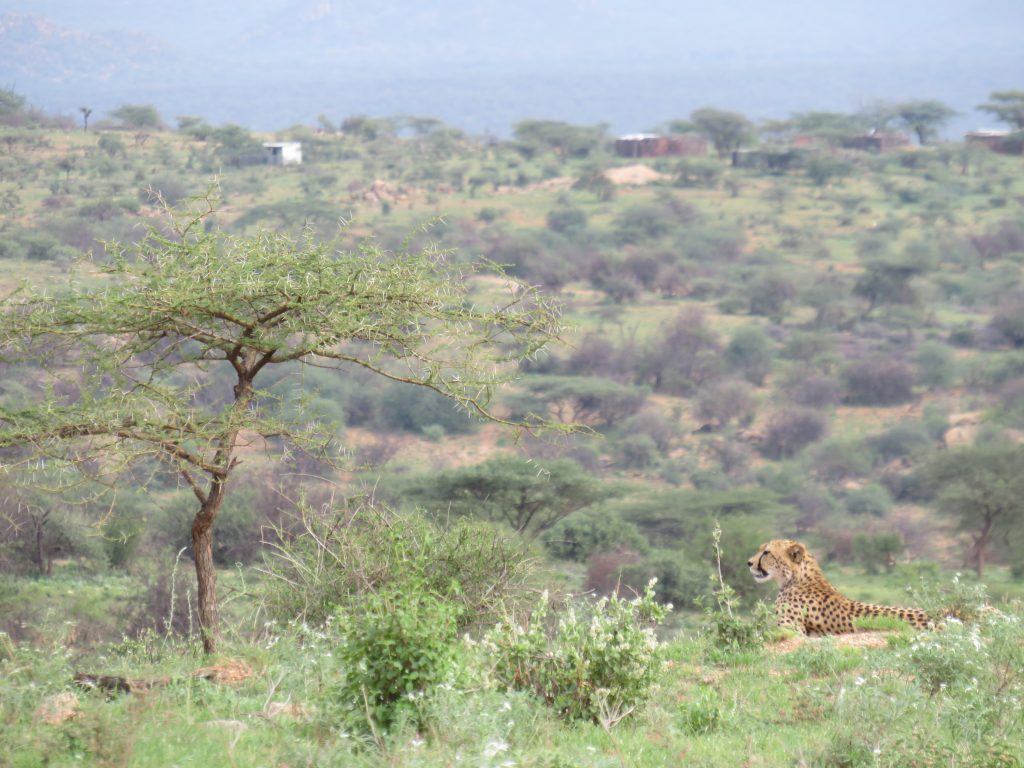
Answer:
[892, 99, 958, 145]
[402, 456, 603, 537]
[978, 90, 1024, 131]
[0, 193, 566, 653]
[110, 103, 163, 130]
[924, 444, 1024, 577]
[690, 107, 752, 158]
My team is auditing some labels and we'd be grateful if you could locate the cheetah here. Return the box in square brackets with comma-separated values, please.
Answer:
[748, 539, 930, 635]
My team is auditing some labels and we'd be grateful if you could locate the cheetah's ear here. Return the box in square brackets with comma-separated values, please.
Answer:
[787, 543, 806, 563]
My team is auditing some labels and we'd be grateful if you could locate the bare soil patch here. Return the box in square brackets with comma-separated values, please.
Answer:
[768, 630, 898, 654]
[604, 164, 671, 186]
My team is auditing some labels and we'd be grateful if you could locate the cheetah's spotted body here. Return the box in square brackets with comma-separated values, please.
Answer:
[748, 539, 930, 635]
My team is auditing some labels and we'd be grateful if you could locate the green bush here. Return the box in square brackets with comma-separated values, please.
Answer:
[543, 507, 648, 562]
[761, 407, 828, 459]
[745, 273, 796, 321]
[482, 581, 670, 726]
[867, 420, 932, 461]
[678, 686, 723, 735]
[618, 550, 710, 608]
[841, 358, 915, 405]
[613, 432, 660, 469]
[338, 588, 460, 731]
[399, 456, 603, 537]
[260, 499, 533, 628]
[725, 326, 775, 385]
[377, 381, 480, 435]
[914, 340, 957, 389]
[851, 531, 902, 574]
[844, 484, 892, 518]
[809, 440, 874, 483]
[100, 490, 156, 568]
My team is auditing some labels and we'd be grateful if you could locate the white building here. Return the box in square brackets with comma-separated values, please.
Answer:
[263, 141, 302, 166]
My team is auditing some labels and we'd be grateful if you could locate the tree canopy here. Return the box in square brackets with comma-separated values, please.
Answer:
[401, 456, 603, 537]
[923, 444, 1024, 577]
[512, 119, 608, 159]
[690, 108, 753, 157]
[891, 99, 958, 145]
[978, 90, 1024, 131]
[0, 192, 567, 651]
[110, 103, 163, 130]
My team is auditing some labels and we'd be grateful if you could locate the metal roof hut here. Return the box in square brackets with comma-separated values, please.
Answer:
[840, 131, 909, 153]
[615, 133, 707, 158]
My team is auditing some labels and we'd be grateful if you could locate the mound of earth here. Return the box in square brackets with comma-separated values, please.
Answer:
[604, 164, 671, 185]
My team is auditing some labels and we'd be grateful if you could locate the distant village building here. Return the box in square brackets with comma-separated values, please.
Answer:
[965, 130, 1022, 155]
[614, 133, 707, 158]
[731, 147, 806, 171]
[840, 131, 909, 153]
[263, 141, 302, 166]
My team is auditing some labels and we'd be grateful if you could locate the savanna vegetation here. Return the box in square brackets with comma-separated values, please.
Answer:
[1, 88, 1024, 766]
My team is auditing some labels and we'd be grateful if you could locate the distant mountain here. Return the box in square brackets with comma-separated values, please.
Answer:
[4, 2, 1023, 135]
[0, 13, 179, 84]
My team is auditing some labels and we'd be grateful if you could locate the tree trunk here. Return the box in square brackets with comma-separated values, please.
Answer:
[972, 511, 996, 579]
[191, 368, 254, 654]
[192, 490, 225, 654]
[33, 515, 45, 575]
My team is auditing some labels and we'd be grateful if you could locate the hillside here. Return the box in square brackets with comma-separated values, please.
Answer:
[1, 92, 1023, 765]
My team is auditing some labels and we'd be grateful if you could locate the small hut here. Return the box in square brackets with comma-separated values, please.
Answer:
[615, 134, 707, 158]
[263, 142, 302, 166]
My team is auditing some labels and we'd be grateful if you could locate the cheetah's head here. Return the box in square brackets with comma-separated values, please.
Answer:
[748, 539, 809, 587]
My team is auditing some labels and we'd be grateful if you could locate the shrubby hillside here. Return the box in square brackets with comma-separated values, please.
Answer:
[1, 89, 1023, 765]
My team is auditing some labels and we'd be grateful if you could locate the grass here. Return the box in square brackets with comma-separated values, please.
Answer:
[2, 564, 1021, 767]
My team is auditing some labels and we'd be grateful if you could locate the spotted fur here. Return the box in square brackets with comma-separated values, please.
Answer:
[748, 539, 930, 635]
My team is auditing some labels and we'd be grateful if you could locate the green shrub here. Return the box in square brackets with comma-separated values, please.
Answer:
[260, 499, 533, 629]
[100, 491, 156, 568]
[338, 588, 460, 731]
[618, 550, 710, 608]
[745, 272, 796, 321]
[851, 531, 902, 574]
[761, 407, 827, 458]
[844, 484, 892, 518]
[809, 440, 873, 483]
[697, 525, 775, 654]
[908, 573, 990, 624]
[504, 375, 648, 428]
[894, 619, 986, 695]
[400, 456, 603, 537]
[696, 378, 758, 428]
[842, 358, 915, 405]
[914, 340, 957, 389]
[482, 580, 670, 726]
[678, 686, 723, 735]
[725, 326, 775, 385]
[377, 382, 480, 435]
[867, 420, 932, 461]
[613, 432, 660, 469]
[543, 507, 648, 562]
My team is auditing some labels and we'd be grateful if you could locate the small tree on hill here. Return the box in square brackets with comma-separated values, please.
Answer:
[978, 90, 1024, 131]
[402, 456, 603, 537]
[109, 104, 163, 130]
[923, 444, 1024, 577]
[0, 192, 567, 653]
[892, 99, 958, 146]
[690, 108, 753, 158]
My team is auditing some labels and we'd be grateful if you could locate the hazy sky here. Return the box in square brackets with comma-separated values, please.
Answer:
[5, 0, 1022, 133]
